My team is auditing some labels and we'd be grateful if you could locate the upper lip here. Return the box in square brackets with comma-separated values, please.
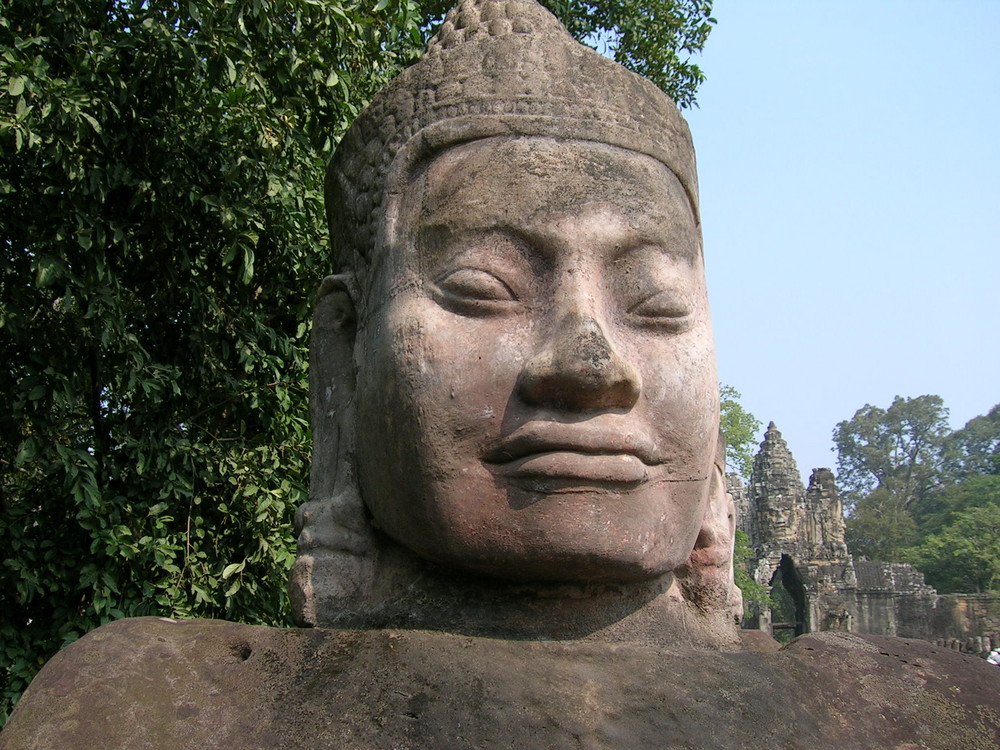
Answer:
[483, 421, 660, 466]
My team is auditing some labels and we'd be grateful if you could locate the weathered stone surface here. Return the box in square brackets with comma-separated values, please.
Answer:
[743, 424, 854, 635]
[929, 595, 1000, 648]
[747, 423, 849, 565]
[4, 617, 999, 749]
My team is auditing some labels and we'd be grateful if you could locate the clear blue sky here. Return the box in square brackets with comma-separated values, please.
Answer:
[685, 1, 1000, 481]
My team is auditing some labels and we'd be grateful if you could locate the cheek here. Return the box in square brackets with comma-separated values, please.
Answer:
[360, 302, 532, 456]
[414, 305, 534, 405]
[357, 312, 442, 428]
[637, 328, 718, 473]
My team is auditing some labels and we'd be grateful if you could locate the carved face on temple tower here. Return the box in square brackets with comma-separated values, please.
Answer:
[291, 0, 736, 626]
[354, 136, 718, 581]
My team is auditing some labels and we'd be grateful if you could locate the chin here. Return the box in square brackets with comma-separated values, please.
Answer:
[423, 537, 683, 584]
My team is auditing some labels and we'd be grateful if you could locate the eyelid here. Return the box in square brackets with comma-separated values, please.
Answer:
[431, 267, 520, 316]
[627, 290, 692, 328]
[436, 267, 517, 301]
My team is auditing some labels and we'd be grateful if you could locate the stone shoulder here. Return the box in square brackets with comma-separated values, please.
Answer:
[4, 620, 1000, 749]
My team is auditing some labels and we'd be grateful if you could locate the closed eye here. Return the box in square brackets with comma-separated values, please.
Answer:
[433, 267, 518, 314]
[627, 291, 692, 329]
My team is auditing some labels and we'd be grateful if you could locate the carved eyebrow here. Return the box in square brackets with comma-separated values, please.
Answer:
[417, 223, 551, 273]
[609, 238, 700, 266]
[516, 215, 700, 267]
[416, 204, 700, 269]
[414, 227, 552, 297]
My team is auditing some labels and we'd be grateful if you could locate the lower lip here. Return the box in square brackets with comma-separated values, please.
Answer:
[500, 452, 649, 487]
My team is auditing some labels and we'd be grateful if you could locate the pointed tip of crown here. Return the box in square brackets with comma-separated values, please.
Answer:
[429, 0, 568, 52]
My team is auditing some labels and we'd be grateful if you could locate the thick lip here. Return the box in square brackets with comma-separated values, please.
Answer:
[482, 421, 661, 467]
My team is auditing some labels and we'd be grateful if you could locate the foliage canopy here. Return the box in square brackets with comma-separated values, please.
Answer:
[906, 501, 1000, 594]
[834, 397, 1000, 589]
[844, 488, 918, 563]
[732, 529, 772, 614]
[833, 395, 950, 514]
[0, 0, 433, 722]
[719, 384, 761, 480]
[945, 404, 1000, 480]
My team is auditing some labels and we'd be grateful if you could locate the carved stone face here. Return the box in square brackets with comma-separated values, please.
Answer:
[353, 137, 718, 582]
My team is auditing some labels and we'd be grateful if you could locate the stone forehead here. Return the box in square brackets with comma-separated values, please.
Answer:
[325, 0, 699, 276]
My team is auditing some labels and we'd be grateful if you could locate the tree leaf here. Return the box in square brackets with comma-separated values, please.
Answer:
[35, 256, 59, 287]
[81, 112, 101, 133]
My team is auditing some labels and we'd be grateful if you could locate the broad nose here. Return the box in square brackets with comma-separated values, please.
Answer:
[517, 313, 641, 412]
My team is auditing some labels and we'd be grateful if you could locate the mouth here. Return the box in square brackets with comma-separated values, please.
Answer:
[483, 423, 659, 488]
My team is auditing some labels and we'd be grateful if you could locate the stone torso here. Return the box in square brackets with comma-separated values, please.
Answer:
[4, 617, 1000, 749]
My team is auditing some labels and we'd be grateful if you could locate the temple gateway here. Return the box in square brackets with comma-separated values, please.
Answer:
[736, 422, 1000, 656]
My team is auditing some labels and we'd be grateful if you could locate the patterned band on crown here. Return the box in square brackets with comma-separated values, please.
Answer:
[325, 0, 699, 277]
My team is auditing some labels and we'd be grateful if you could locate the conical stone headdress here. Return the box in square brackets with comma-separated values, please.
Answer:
[326, 0, 700, 285]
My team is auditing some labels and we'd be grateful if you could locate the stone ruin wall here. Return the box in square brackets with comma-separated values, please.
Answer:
[924, 594, 1000, 655]
[738, 422, 1000, 656]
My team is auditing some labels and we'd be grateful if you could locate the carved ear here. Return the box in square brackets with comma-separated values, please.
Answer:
[309, 274, 357, 504]
[291, 274, 372, 627]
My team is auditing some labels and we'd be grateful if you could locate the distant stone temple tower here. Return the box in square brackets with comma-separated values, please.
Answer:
[738, 423, 1000, 653]
[739, 423, 855, 637]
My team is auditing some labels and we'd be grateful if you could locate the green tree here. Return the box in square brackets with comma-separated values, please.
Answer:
[732, 529, 771, 615]
[833, 395, 950, 514]
[845, 488, 918, 562]
[911, 474, 1000, 537]
[944, 403, 1000, 480]
[719, 384, 761, 480]
[0, 0, 424, 723]
[906, 503, 1000, 593]
[1, 0, 716, 725]
[832, 398, 1000, 584]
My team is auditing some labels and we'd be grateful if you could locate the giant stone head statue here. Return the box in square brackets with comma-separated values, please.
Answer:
[290, 0, 740, 642]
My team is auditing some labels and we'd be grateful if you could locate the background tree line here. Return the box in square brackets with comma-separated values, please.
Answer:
[0, 0, 716, 724]
[834, 396, 1000, 594]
